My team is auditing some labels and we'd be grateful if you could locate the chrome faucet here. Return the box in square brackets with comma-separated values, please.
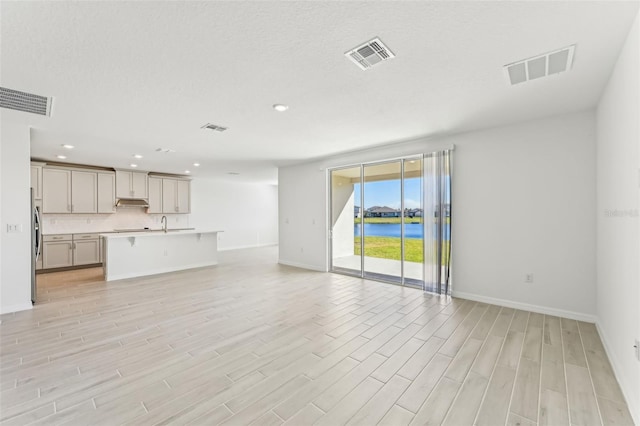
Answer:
[161, 216, 168, 233]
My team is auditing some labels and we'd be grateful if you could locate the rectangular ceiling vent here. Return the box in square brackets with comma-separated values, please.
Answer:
[0, 86, 53, 116]
[201, 123, 228, 132]
[504, 44, 576, 85]
[345, 37, 395, 70]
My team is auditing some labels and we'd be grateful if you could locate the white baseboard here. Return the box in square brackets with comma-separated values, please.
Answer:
[0, 302, 33, 316]
[452, 291, 597, 323]
[595, 321, 639, 425]
[278, 259, 327, 272]
[218, 242, 278, 252]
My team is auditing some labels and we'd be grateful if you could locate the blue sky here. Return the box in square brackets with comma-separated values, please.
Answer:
[354, 177, 422, 209]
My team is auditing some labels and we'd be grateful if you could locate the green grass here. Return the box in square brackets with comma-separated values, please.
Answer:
[354, 236, 450, 264]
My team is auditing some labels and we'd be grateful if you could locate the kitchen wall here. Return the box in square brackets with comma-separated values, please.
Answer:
[42, 210, 189, 234]
[279, 110, 597, 320]
[190, 178, 278, 251]
[596, 10, 639, 424]
[0, 119, 32, 314]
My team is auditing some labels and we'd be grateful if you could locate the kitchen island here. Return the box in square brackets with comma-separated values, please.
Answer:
[101, 229, 222, 281]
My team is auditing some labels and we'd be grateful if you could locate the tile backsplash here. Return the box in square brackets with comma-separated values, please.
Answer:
[41, 209, 190, 234]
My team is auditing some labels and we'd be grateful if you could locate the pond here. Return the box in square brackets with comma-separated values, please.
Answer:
[354, 223, 450, 240]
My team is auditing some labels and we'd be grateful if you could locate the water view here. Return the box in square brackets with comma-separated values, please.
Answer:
[354, 223, 450, 240]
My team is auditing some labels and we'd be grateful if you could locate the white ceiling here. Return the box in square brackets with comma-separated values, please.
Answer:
[2, 1, 638, 184]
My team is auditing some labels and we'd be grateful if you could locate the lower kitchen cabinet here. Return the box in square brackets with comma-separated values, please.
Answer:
[42, 235, 74, 269]
[73, 234, 101, 265]
[42, 233, 102, 270]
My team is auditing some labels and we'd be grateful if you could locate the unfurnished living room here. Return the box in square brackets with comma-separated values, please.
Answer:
[0, 1, 638, 425]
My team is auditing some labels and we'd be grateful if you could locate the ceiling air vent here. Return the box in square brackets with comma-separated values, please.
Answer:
[345, 37, 395, 70]
[0, 86, 53, 116]
[504, 44, 576, 85]
[201, 123, 228, 132]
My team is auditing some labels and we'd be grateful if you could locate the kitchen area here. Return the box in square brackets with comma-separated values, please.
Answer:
[31, 160, 220, 302]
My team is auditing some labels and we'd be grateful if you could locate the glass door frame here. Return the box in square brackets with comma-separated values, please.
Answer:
[328, 154, 424, 287]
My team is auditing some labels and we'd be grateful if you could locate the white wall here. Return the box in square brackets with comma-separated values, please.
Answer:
[279, 111, 597, 319]
[0, 119, 33, 314]
[190, 178, 278, 251]
[596, 11, 639, 423]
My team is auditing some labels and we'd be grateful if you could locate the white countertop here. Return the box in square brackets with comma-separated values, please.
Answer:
[100, 229, 223, 239]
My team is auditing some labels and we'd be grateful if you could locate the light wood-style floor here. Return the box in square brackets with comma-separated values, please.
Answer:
[0, 246, 633, 425]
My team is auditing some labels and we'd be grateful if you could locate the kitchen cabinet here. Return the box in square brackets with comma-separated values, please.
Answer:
[116, 170, 148, 199]
[71, 171, 97, 213]
[161, 178, 191, 214]
[30, 162, 44, 200]
[97, 172, 116, 213]
[42, 168, 72, 213]
[42, 234, 73, 269]
[42, 168, 101, 214]
[42, 234, 102, 269]
[177, 180, 190, 213]
[73, 234, 101, 265]
[147, 177, 163, 213]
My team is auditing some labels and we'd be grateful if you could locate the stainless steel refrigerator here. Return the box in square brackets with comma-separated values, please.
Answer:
[31, 188, 42, 304]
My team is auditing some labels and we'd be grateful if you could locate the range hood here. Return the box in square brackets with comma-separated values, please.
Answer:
[115, 198, 149, 208]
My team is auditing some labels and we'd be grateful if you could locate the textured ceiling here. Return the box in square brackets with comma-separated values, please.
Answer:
[1, 1, 638, 183]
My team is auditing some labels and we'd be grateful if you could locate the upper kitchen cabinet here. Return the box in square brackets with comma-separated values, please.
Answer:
[42, 168, 72, 213]
[161, 178, 191, 214]
[43, 167, 100, 214]
[30, 162, 45, 200]
[147, 177, 163, 214]
[97, 172, 116, 213]
[116, 170, 148, 199]
[71, 170, 98, 213]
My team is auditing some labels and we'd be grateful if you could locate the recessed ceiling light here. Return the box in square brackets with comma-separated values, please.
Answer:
[133, 154, 143, 159]
[273, 104, 289, 112]
[193, 163, 200, 167]
[184, 170, 191, 174]
[61, 144, 74, 149]
[130, 163, 138, 168]
[56, 155, 67, 159]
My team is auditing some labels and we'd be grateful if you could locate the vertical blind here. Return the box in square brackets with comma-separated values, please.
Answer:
[423, 150, 452, 294]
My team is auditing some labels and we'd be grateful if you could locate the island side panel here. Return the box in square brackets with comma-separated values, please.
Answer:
[103, 232, 218, 281]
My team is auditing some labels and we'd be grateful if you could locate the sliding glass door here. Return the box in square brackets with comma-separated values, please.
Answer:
[330, 166, 362, 276]
[330, 156, 424, 287]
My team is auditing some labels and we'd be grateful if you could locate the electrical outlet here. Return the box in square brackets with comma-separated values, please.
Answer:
[634, 339, 640, 361]
[525, 273, 534, 283]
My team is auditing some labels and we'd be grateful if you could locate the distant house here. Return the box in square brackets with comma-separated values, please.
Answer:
[406, 208, 423, 218]
[366, 206, 400, 218]
[354, 206, 361, 218]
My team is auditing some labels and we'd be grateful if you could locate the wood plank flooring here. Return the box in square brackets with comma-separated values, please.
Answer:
[0, 247, 633, 425]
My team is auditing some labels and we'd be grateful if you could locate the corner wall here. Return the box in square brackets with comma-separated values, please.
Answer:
[0, 119, 32, 314]
[189, 178, 278, 251]
[279, 110, 597, 319]
[596, 11, 639, 423]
